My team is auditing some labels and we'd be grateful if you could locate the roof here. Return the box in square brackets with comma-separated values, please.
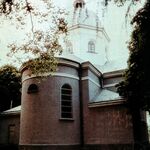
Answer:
[0, 90, 124, 114]
[92, 89, 122, 103]
[58, 54, 127, 74]
[57, 54, 84, 63]
[96, 59, 127, 73]
[1, 106, 21, 115]
[89, 89, 125, 107]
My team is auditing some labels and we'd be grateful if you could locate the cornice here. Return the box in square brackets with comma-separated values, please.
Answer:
[0, 111, 20, 116]
[22, 72, 79, 83]
[88, 99, 126, 108]
[103, 69, 125, 79]
[81, 61, 102, 77]
[68, 24, 110, 42]
[20, 58, 80, 74]
[58, 58, 80, 68]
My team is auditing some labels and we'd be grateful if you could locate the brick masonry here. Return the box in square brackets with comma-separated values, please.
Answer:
[0, 59, 137, 150]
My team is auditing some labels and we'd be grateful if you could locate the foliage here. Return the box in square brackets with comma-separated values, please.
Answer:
[0, 0, 68, 75]
[0, 0, 142, 75]
[8, 24, 66, 74]
[22, 54, 58, 75]
[0, 65, 21, 111]
[117, 1, 150, 111]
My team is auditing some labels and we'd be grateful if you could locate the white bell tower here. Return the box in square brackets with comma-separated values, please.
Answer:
[62, 0, 110, 66]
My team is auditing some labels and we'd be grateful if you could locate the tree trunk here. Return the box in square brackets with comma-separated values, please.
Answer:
[131, 109, 149, 150]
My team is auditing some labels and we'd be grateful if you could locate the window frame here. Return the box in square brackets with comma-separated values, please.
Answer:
[27, 84, 39, 94]
[60, 84, 73, 120]
[88, 40, 95, 53]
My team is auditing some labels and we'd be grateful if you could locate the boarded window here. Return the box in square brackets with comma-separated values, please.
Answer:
[61, 84, 72, 119]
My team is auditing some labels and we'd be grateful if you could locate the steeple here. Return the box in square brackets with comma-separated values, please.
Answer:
[61, 0, 110, 66]
[73, 0, 85, 9]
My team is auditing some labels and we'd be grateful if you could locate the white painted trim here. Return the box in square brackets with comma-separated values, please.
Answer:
[0, 111, 20, 116]
[58, 59, 80, 68]
[81, 62, 102, 76]
[103, 70, 124, 78]
[54, 73, 79, 80]
[81, 76, 100, 87]
[20, 58, 80, 73]
[103, 83, 117, 88]
[68, 24, 110, 42]
[22, 72, 79, 83]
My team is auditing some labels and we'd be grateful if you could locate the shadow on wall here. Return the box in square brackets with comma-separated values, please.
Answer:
[0, 144, 18, 150]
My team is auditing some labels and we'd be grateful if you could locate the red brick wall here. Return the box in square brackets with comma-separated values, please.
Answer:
[20, 66, 80, 146]
[83, 105, 134, 144]
[81, 69, 134, 145]
[0, 115, 20, 145]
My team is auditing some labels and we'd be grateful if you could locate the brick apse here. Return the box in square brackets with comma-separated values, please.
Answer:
[0, 58, 142, 150]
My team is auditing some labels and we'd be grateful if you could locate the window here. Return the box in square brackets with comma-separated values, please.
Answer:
[66, 42, 73, 54]
[27, 84, 38, 94]
[74, 1, 85, 8]
[61, 84, 72, 119]
[8, 124, 15, 144]
[88, 41, 95, 53]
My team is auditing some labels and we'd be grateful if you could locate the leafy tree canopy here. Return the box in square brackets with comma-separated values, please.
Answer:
[0, 0, 144, 75]
[117, 1, 150, 111]
[0, 65, 21, 111]
[0, 0, 68, 75]
[0, 0, 145, 76]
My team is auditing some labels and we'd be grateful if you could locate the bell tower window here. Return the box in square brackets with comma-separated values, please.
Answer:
[66, 42, 73, 54]
[74, 0, 85, 9]
[88, 41, 95, 53]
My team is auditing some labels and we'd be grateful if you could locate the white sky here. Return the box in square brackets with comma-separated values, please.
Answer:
[0, 0, 145, 67]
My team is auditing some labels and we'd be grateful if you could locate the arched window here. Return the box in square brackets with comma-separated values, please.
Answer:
[61, 84, 72, 119]
[88, 41, 95, 53]
[66, 42, 73, 54]
[27, 84, 38, 94]
[74, 1, 85, 9]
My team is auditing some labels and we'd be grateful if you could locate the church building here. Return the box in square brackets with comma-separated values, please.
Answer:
[0, 0, 148, 150]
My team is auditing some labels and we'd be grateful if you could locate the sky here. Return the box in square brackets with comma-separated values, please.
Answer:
[0, 0, 145, 67]
[83, 0, 144, 61]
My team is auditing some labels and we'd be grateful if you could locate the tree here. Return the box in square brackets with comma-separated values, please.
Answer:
[0, 0, 68, 75]
[0, 65, 21, 111]
[0, 0, 140, 75]
[117, 1, 150, 148]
